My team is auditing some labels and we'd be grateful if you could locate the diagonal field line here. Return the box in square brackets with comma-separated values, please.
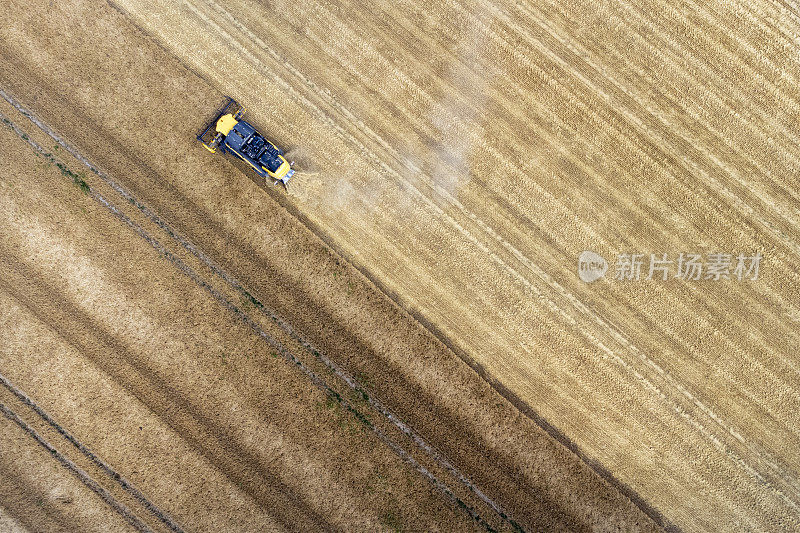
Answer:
[0, 372, 185, 533]
[0, 401, 154, 533]
[0, 91, 517, 531]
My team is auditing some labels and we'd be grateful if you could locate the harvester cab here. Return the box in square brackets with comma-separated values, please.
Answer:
[197, 97, 295, 188]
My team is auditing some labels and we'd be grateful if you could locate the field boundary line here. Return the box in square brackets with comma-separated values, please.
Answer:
[0, 89, 513, 532]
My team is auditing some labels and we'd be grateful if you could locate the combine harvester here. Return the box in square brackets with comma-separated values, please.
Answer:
[197, 97, 295, 188]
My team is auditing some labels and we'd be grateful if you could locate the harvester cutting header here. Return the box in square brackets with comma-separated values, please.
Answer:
[197, 97, 295, 187]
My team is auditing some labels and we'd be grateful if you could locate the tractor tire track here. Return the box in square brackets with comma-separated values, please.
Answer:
[0, 94, 514, 532]
[0, 372, 185, 533]
[1, 92, 512, 525]
[0, 104, 334, 532]
[0, 402, 152, 533]
[0, 268, 334, 533]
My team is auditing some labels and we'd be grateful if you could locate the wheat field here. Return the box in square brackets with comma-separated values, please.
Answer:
[108, 0, 800, 530]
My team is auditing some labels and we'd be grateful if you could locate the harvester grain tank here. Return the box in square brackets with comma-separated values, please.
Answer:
[197, 97, 295, 187]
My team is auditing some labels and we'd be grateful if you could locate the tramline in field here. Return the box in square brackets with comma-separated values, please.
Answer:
[197, 97, 295, 188]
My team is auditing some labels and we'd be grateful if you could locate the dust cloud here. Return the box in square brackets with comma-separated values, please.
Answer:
[426, 5, 494, 199]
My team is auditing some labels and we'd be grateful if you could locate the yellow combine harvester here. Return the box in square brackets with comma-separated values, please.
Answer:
[197, 97, 295, 187]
